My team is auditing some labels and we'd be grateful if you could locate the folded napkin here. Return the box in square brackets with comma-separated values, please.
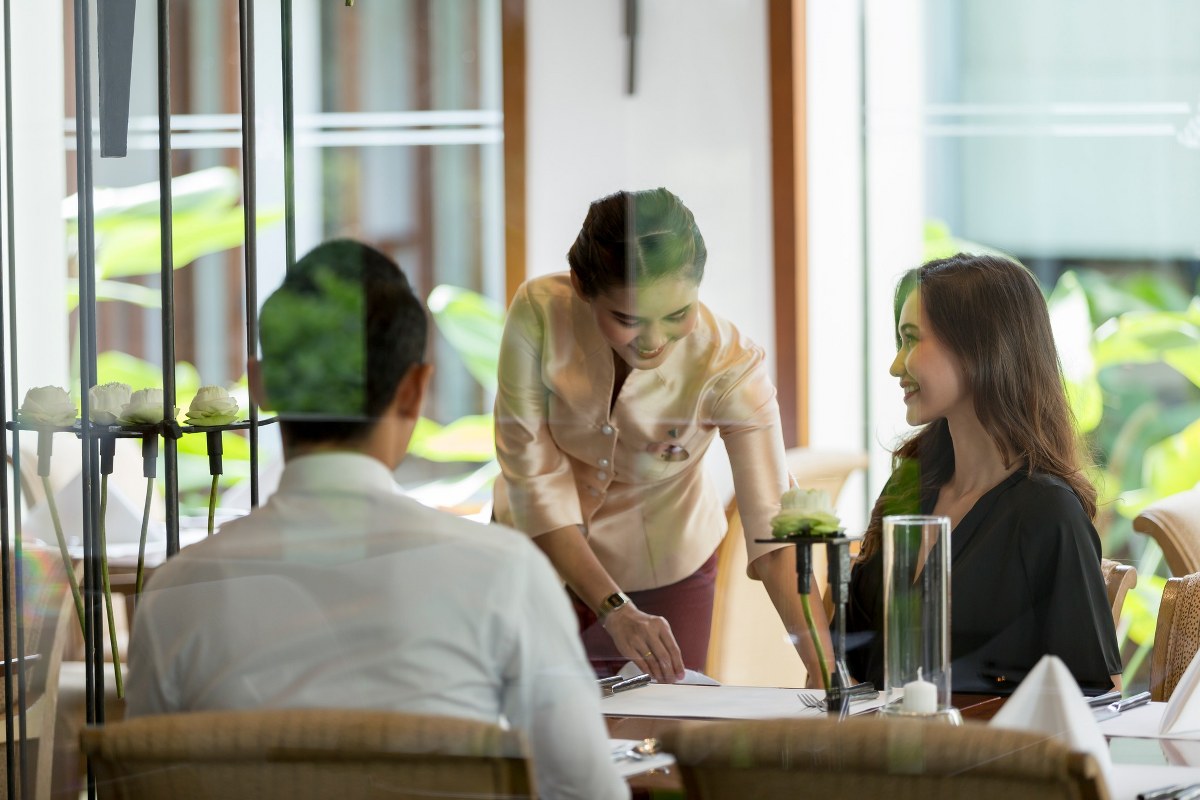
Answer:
[616, 661, 721, 686]
[989, 654, 1111, 777]
[1161, 646, 1200, 735]
[24, 470, 149, 546]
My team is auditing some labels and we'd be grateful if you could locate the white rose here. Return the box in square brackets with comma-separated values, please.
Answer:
[771, 487, 841, 537]
[89, 382, 132, 425]
[184, 385, 239, 427]
[17, 386, 77, 427]
[780, 488, 833, 515]
[119, 388, 175, 425]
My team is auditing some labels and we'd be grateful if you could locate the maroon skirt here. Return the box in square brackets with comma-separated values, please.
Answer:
[569, 551, 719, 677]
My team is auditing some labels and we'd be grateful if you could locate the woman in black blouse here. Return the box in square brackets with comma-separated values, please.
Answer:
[845, 253, 1122, 694]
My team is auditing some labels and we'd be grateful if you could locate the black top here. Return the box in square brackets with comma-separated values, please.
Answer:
[844, 470, 1123, 694]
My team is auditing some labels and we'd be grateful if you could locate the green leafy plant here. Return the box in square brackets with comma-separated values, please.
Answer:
[1046, 270, 1200, 688]
[63, 168, 278, 512]
[406, 284, 505, 509]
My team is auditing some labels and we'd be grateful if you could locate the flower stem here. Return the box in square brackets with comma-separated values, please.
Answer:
[99, 473, 124, 698]
[136, 477, 154, 596]
[41, 476, 85, 633]
[800, 593, 831, 691]
[208, 475, 219, 537]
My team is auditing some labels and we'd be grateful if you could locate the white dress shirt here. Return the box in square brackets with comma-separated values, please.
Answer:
[127, 452, 627, 800]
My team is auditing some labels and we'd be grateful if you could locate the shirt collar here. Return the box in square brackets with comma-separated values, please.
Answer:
[276, 452, 399, 496]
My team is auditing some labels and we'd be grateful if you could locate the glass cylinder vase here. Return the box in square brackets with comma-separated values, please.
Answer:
[879, 514, 960, 722]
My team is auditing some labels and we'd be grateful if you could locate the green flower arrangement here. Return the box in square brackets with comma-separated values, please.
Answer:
[771, 488, 841, 537]
[770, 487, 842, 690]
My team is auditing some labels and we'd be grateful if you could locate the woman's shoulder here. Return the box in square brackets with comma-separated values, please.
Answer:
[1006, 471, 1096, 543]
[691, 303, 765, 367]
[1009, 470, 1086, 511]
[504, 273, 580, 338]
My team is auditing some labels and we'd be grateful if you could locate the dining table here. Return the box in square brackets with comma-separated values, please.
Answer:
[607, 688, 1200, 800]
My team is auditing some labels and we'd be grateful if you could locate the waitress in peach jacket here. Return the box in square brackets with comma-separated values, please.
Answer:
[493, 188, 830, 684]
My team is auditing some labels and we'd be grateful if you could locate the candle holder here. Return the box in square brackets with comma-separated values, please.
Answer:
[756, 531, 857, 717]
[878, 514, 962, 724]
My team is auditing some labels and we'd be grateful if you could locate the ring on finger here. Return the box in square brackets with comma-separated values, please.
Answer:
[644, 650, 653, 660]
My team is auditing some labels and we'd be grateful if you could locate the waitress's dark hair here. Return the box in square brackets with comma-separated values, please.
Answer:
[858, 252, 1097, 562]
[567, 188, 707, 298]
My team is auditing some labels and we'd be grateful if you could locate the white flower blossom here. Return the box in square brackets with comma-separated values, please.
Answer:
[119, 388, 174, 425]
[184, 385, 240, 427]
[17, 386, 77, 427]
[771, 487, 841, 537]
[88, 382, 132, 425]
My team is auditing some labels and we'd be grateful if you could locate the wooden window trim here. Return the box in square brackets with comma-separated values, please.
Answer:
[769, 0, 808, 447]
[501, 0, 526, 304]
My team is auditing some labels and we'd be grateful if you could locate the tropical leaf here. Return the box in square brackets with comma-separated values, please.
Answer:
[66, 279, 163, 311]
[427, 285, 505, 394]
[408, 414, 495, 463]
[176, 429, 251, 461]
[1122, 572, 1166, 647]
[1141, 417, 1200, 500]
[64, 166, 241, 225]
[1093, 311, 1200, 371]
[97, 207, 283, 279]
[1048, 271, 1102, 433]
[90, 351, 201, 415]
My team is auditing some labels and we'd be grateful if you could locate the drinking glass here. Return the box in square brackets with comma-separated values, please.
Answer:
[879, 514, 960, 722]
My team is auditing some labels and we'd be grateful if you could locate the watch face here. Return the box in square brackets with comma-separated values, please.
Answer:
[603, 592, 626, 611]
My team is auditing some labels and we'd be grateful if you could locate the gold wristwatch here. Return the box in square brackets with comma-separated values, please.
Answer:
[598, 591, 631, 620]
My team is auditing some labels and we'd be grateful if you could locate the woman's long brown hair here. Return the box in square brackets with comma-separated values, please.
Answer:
[858, 253, 1096, 562]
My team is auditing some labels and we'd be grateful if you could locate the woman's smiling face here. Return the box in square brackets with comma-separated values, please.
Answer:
[581, 275, 701, 370]
[890, 289, 969, 426]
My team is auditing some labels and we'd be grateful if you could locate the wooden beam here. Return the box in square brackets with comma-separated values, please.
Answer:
[501, 0, 527, 305]
[768, 0, 808, 447]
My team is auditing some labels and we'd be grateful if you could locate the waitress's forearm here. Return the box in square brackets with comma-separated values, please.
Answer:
[752, 547, 836, 683]
[531, 525, 623, 611]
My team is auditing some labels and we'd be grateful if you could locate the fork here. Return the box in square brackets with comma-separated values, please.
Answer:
[798, 692, 878, 710]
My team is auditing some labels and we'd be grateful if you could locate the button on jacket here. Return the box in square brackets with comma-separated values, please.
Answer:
[494, 273, 791, 591]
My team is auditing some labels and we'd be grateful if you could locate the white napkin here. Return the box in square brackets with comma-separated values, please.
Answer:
[23, 470, 150, 546]
[989, 654, 1112, 777]
[616, 661, 721, 686]
[1160, 646, 1200, 735]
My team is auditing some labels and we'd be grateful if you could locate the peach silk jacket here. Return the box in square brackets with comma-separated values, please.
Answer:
[493, 273, 791, 592]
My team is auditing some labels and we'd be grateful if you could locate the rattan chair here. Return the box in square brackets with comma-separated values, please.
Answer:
[706, 448, 868, 686]
[1134, 486, 1200, 577]
[662, 715, 1109, 800]
[80, 709, 534, 800]
[1151, 572, 1200, 701]
[1099, 558, 1136, 629]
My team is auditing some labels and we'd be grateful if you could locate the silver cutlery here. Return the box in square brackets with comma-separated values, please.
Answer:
[1138, 784, 1200, 800]
[611, 738, 661, 762]
[798, 691, 879, 711]
[1086, 689, 1122, 708]
[1094, 690, 1152, 722]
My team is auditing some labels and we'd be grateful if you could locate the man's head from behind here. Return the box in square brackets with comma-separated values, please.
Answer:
[255, 239, 430, 461]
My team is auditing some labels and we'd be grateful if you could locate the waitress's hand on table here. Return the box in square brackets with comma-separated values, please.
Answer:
[603, 603, 686, 684]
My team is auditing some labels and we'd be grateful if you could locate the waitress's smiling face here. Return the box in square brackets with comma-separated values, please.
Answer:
[578, 274, 701, 370]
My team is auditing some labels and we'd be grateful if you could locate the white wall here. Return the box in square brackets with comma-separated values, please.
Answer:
[524, 0, 775, 366]
[2, 2, 68, 392]
[806, 0, 868, 530]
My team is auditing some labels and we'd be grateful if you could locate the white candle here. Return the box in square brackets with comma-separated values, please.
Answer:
[902, 668, 938, 714]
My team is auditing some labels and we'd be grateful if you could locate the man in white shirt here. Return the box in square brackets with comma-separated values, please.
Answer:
[126, 239, 628, 800]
